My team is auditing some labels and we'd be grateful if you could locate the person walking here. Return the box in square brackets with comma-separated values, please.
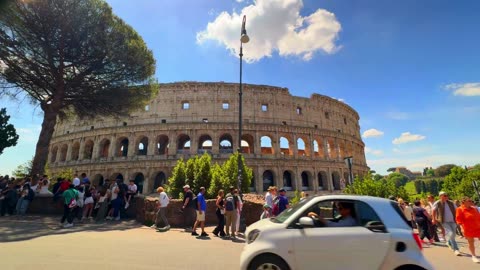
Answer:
[234, 188, 243, 235]
[413, 200, 434, 246]
[456, 197, 480, 263]
[433, 191, 460, 256]
[152, 187, 170, 231]
[60, 184, 79, 228]
[212, 189, 226, 237]
[272, 188, 289, 216]
[224, 186, 240, 239]
[181, 184, 196, 232]
[426, 195, 441, 242]
[191, 187, 208, 237]
[265, 186, 276, 215]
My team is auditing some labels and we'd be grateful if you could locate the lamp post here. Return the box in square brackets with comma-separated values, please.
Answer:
[344, 156, 354, 185]
[237, 15, 249, 233]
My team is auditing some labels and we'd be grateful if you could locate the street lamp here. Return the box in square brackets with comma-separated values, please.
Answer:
[237, 15, 249, 233]
[344, 156, 354, 185]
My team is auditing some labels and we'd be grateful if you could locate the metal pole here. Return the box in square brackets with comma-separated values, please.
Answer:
[238, 43, 243, 192]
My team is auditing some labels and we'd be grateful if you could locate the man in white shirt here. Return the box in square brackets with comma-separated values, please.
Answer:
[265, 186, 276, 216]
[72, 174, 81, 187]
[153, 187, 170, 231]
[125, 180, 137, 209]
[432, 191, 460, 256]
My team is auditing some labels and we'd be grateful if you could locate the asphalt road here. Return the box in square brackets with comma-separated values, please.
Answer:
[0, 215, 478, 270]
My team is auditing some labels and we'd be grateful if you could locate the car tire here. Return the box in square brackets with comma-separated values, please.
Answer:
[248, 254, 290, 270]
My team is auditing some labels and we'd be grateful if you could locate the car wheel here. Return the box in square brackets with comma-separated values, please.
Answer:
[248, 254, 290, 270]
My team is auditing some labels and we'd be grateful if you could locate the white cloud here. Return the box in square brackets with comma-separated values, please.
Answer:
[392, 132, 426, 145]
[362, 128, 384, 138]
[445, 82, 480, 97]
[386, 111, 409, 120]
[196, 0, 342, 62]
[365, 147, 383, 156]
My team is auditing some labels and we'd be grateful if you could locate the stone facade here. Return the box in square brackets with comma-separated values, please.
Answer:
[47, 82, 369, 195]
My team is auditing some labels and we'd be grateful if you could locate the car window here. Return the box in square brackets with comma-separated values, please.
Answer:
[355, 201, 383, 226]
[272, 196, 311, 223]
[306, 200, 336, 219]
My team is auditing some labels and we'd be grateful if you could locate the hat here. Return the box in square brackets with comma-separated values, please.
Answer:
[263, 204, 271, 209]
[183, 185, 190, 189]
[439, 191, 447, 196]
[279, 188, 286, 192]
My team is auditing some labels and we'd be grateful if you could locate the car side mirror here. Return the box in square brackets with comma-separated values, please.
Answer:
[298, 217, 315, 228]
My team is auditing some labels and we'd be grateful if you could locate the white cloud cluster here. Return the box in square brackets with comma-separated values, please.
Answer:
[362, 128, 384, 138]
[445, 83, 480, 97]
[196, 0, 342, 62]
[392, 132, 426, 145]
[365, 147, 383, 156]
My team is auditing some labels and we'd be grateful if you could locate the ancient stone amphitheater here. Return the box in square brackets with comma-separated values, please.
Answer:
[48, 82, 369, 194]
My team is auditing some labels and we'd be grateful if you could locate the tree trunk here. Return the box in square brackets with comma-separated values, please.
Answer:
[31, 105, 59, 177]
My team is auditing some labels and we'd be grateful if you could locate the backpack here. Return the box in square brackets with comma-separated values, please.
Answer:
[272, 197, 280, 216]
[225, 194, 235, 211]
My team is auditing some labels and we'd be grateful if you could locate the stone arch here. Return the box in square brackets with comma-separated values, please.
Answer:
[219, 133, 233, 154]
[198, 134, 213, 153]
[301, 171, 312, 190]
[153, 171, 167, 192]
[83, 140, 94, 160]
[260, 135, 274, 155]
[326, 138, 336, 159]
[59, 144, 68, 162]
[156, 135, 169, 155]
[318, 171, 328, 190]
[338, 140, 346, 158]
[99, 138, 110, 158]
[50, 146, 59, 163]
[71, 141, 80, 161]
[110, 173, 124, 181]
[136, 136, 148, 155]
[297, 137, 309, 157]
[249, 173, 256, 192]
[93, 174, 104, 187]
[262, 170, 274, 191]
[133, 172, 145, 194]
[177, 133, 191, 153]
[241, 134, 254, 154]
[279, 136, 292, 156]
[346, 141, 353, 157]
[283, 170, 294, 190]
[116, 137, 129, 157]
[332, 171, 341, 190]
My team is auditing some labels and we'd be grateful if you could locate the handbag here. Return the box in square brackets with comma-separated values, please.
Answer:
[68, 198, 77, 208]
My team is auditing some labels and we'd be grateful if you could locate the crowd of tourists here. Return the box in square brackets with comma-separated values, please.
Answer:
[0, 173, 138, 228]
[396, 191, 480, 263]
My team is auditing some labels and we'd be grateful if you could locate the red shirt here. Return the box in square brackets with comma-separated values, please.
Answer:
[60, 181, 70, 191]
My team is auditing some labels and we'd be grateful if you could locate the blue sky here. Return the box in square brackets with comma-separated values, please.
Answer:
[1, 0, 479, 176]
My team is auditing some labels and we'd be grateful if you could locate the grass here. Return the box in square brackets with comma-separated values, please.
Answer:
[404, 181, 417, 196]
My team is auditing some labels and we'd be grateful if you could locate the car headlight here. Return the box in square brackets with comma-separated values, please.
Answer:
[247, 229, 260, 244]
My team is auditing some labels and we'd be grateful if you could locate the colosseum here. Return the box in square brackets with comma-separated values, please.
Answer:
[47, 82, 369, 195]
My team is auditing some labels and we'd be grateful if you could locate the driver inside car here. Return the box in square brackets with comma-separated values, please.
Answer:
[307, 202, 357, 227]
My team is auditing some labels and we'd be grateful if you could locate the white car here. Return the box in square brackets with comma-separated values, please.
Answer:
[241, 195, 433, 270]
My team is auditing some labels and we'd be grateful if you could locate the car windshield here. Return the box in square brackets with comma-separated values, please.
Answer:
[271, 196, 312, 223]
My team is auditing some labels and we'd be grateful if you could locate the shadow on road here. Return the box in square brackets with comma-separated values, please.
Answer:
[0, 215, 142, 243]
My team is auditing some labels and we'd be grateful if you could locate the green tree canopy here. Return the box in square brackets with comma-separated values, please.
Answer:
[434, 164, 457, 177]
[0, 108, 19, 155]
[386, 172, 409, 187]
[0, 0, 157, 175]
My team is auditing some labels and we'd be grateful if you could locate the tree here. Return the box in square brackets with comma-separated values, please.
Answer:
[443, 166, 467, 198]
[0, 0, 157, 176]
[0, 108, 19, 155]
[207, 163, 225, 198]
[413, 180, 422, 194]
[167, 158, 187, 199]
[185, 156, 198, 190]
[386, 172, 409, 188]
[12, 160, 32, 178]
[425, 168, 435, 177]
[194, 153, 211, 191]
[221, 152, 253, 193]
[434, 164, 457, 177]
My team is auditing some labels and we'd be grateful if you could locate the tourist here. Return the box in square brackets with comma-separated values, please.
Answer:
[106, 179, 121, 221]
[432, 191, 460, 256]
[16, 184, 35, 216]
[0, 182, 18, 216]
[192, 187, 208, 237]
[265, 186, 276, 213]
[81, 173, 90, 186]
[76, 186, 85, 221]
[224, 186, 240, 239]
[61, 184, 79, 228]
[52, 178, 65, 203]
[117, 179, 128, 218]
[454, 199, 465, 238]
[234, 188, 243, 235]
[72, 174, 81, 187]
[398, 198, 414, 228]
[273, 188, 289, 216]
[456, 197, 480, 263]
[125, 179, 137, 209]
[94, 189, 109, 222]
[38, 176, 53, 196]
[426, 195, 442, 241]
[413, 200, 434, 246]
[260, 204, 272, 219]
[152, 187, 170, 231]
[83, 186, 95, 219]
[212, 189, 226, 237]
[181, 184, 195, 231]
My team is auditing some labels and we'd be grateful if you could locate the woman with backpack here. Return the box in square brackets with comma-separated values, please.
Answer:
[212, 189, 226, 237]
[224, 187, 239, 239]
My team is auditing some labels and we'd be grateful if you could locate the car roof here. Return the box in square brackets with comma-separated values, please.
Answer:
[310, 194, 393, 204]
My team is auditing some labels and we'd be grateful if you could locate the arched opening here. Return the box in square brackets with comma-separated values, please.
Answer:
[301, 171, 311, 190]
[110, 173, 124, 182]
[83, 140, 94, 160]
[279, 136, 291, 156]
[50, 146, 58, 163]
[153, 172, 166, 192]
[198, 134, 212, 154]
[318, 171, 328, 190]
[297, 137, 309, 156]
[99, 139, 110, 158]
[59, 144, 68, 162]
[117, 137, 129, 157]
[134, 173, 145, 194]
[93, 174, 104, 187]
[71, 142, 80, 161]
[313, 139, 325, 158]
[241, 134, 255, 154]
[177, 134, 191, 154]
[262, 170, 274, 191]
[326, 138, 336, 159]
[137, 136, 148, 155]
[249, 173, 256, 192]
[338, 140, 346, 159]
[283, 171, 293, 190]
[332, 171, 341, 190]
[346, 142, 353, 157]
[260, 135, 274, 155]
[219, 133, 233, 154]
[156, 135, 169, 155]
